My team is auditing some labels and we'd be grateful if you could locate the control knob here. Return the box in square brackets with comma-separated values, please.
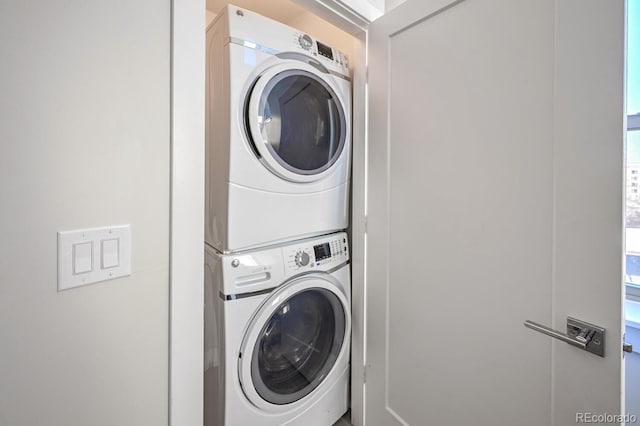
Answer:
[294, 251, 310, 267]
[299, 34, 313, 51]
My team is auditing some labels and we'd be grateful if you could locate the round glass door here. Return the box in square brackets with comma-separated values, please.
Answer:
[247, 69, 347, 178]
[249, 287, 346, 405]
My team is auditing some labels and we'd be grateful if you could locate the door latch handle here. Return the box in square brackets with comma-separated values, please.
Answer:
[523, 317, 605, 357]
[623, 342, 633, 353]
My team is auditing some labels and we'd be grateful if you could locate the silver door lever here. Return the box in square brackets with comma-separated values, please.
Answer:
[523, 317, 605, 357]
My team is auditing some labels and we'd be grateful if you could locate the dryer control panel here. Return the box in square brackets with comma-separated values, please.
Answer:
[284, 232, 349, 274]
[223, 5, 350, 78]
[294, 32, 349, 76]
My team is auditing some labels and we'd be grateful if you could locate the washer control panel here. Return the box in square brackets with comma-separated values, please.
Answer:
[284, 232, 349, 273]
[294, 251, 310, 267]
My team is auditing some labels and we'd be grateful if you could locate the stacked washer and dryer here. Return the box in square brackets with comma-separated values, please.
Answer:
[204, 5, 352, 426]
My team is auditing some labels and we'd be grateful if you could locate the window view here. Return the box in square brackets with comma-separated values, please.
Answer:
[626, 0, 640, 300]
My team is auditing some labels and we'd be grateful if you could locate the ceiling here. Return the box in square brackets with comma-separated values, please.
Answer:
[206, 0, 307, 23]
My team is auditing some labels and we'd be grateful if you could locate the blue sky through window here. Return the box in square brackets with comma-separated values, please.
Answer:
[626, 0, 640, 162]
[630, 0, 640, 115]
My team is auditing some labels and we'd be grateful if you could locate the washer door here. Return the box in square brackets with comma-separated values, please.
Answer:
[238, 274, 350, 411]
[245, 62, 348, 183]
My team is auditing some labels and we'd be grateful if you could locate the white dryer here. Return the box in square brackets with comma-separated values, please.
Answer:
[204, 232, 351, 426]
[206, 5, 352, 253]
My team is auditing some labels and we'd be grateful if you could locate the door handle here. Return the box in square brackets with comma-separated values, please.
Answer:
[523, 317, 605, 357]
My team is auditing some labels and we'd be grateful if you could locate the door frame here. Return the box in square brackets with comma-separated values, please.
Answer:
[170, 1, 370, 425]
[170, 1, 205, 425]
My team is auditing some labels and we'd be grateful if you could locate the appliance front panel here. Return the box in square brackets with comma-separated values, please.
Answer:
[250, 286, 346, 405]
[237, 274, 351, 413]
[245, 63, 349, 183]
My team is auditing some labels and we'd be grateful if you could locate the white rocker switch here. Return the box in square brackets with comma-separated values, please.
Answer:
[101, 238, 120, 269]
[73, 242, 93, 274]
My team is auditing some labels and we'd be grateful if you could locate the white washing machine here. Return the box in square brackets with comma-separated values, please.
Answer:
[206, 5, 352, 253]
[204, 232, 351, 426]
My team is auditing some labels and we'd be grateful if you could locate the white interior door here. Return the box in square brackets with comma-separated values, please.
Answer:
[365, 0, 625, 425]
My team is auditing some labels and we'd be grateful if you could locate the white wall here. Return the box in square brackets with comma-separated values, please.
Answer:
[0, 2, 170, 425]
[384, 0, 406, 12]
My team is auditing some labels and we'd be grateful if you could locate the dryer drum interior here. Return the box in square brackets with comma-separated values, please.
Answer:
[247, 69, 347, 176]
[249, 287, 346, 405]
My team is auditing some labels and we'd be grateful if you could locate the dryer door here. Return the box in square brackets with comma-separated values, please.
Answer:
[238, 274, 350, 411]
[245, 62, 349, 183]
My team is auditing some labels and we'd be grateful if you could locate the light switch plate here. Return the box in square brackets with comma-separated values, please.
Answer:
[58, 225, 131, 291]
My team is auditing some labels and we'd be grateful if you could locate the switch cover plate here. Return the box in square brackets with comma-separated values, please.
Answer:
[58, 225, 131, 291]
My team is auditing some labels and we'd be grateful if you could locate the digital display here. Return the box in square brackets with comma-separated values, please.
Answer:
[316, 41, 333, 60]
[314, 243, 332, 261]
